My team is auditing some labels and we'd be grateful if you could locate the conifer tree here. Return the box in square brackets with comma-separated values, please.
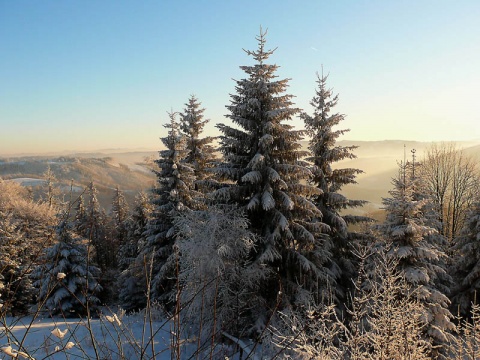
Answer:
[110, 186, 129, 268]
[411, 155, 453, 303]
[137, 112, 200, 305]
[301, 71, 371, 303]
[81, 182, 109, 271]
[118, 191, 151, 271]
[0, 181, 56, 314]
[32, 221, 102, 316]
[42, 165, 59, 209]
[451, 199, 480, 316]
[0, 210, 33, 315]
[376, 159, 455, 353]
[73, 194, 87, 235]
[118, 191, 153, 311]
[179, 95, 217, 191]
[216, 30, 325, 312]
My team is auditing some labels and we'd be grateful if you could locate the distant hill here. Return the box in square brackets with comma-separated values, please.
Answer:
[2, 140, 479, 216]
[333, 140, 480, 221]
[0, 155, 155, 210]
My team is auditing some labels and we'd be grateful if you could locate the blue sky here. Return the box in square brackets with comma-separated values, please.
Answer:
[1, 1, 479, 154]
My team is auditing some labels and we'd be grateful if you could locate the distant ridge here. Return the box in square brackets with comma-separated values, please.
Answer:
[3, 139, 479, 159]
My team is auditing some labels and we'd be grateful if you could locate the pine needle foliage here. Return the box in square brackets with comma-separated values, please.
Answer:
[215, 30, 326, 311]
[139, 112, 201, 306]
[451, 200, 480, 316]
[301, 71, 372, 304]
[0, 210, 33, 315]
[32, 221, 102, 316]
[179, 95, 217, 190]
[376, 160, 455, 354]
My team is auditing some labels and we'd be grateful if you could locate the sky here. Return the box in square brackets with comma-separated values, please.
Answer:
[1, 1, 479, 155]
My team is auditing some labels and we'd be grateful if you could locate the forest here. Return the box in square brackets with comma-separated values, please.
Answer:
[1, 31, 480, 359]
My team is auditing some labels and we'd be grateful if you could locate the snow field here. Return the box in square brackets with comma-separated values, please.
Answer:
[0, 313, 181, 360]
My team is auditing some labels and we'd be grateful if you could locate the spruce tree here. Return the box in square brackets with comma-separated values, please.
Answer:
[32, 221, 102, 316]
[110, 186, 129, 268]
[301, 71, 371, 303]
[81, 182, 109, 271]
[138, 112, 200, 305]
[376, 159, 455, 353]
[118, 191, 150, 272]
[118, 191, 152, 311]
[451, 199, 480, 316]
[0, 210, 33, 315]
[73, 194, 87, 235]
[216, 30, 325, 312]
[42, 165, 59, 209]
[412, 155, 453, 306]
[179, 95, 217, 191]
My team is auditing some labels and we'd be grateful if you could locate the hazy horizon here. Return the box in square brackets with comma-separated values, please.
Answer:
[2, 1, 479, 154]
[2, 138, 480, 159]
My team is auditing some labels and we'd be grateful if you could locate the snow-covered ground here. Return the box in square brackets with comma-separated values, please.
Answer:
[128, 164, 152, 174]
[7, 178, 46, 187]
[0, 312, 245, 359]
[57, 184, 84, 192]
[1, 312, 169, 359]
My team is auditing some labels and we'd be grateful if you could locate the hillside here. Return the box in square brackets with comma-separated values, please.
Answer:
[334, 140, 480, 220]
[0, 155, 155, 210]
[1, 140, 479, 215]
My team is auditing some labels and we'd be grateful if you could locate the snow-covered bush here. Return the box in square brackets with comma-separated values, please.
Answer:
[174, 205, 266, 339]
[266, 245, 431, 360]
[450, 301, 480, 359]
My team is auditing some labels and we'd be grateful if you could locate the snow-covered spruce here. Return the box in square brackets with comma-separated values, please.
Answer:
[0, 180, 57, 315]
[31, 221, 102, 316]
[110, 186, 130, 270]
[215, 30, 325, 314]
[179, 95, 217, 193]
[301, 71, 371, 305]
[451, 200, 480, 316]
[118, 191, 153, 311]
[375, 159, 455, 354]
[135, 112, 202, 308]
[75, 182, 110, 271]
[0, 209, 34, 315]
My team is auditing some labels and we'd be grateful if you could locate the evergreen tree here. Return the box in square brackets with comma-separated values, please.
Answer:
[451, 199, 480, 316]
[137, 112, 200, 305]
[81, 182, 109, 271]
[412, 155, 453, 306]
[0, 180, 57, 314]
[118, 191, 150, 271]
[73, 194, 87, 235]
[118, 191, 153, 311]
[0, 210, 33, 315]
[179, 95, 217, 191]
[376, 159, 455, 353]
[32, 221, 102, 316]
[42, 165, 59, 209]
[215, 30, 325, 313]
[110, 186, 129, 268]
[301, 71, 371, 303]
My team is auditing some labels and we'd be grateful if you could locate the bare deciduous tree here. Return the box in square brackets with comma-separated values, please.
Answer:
[419, 143, 479, 242]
